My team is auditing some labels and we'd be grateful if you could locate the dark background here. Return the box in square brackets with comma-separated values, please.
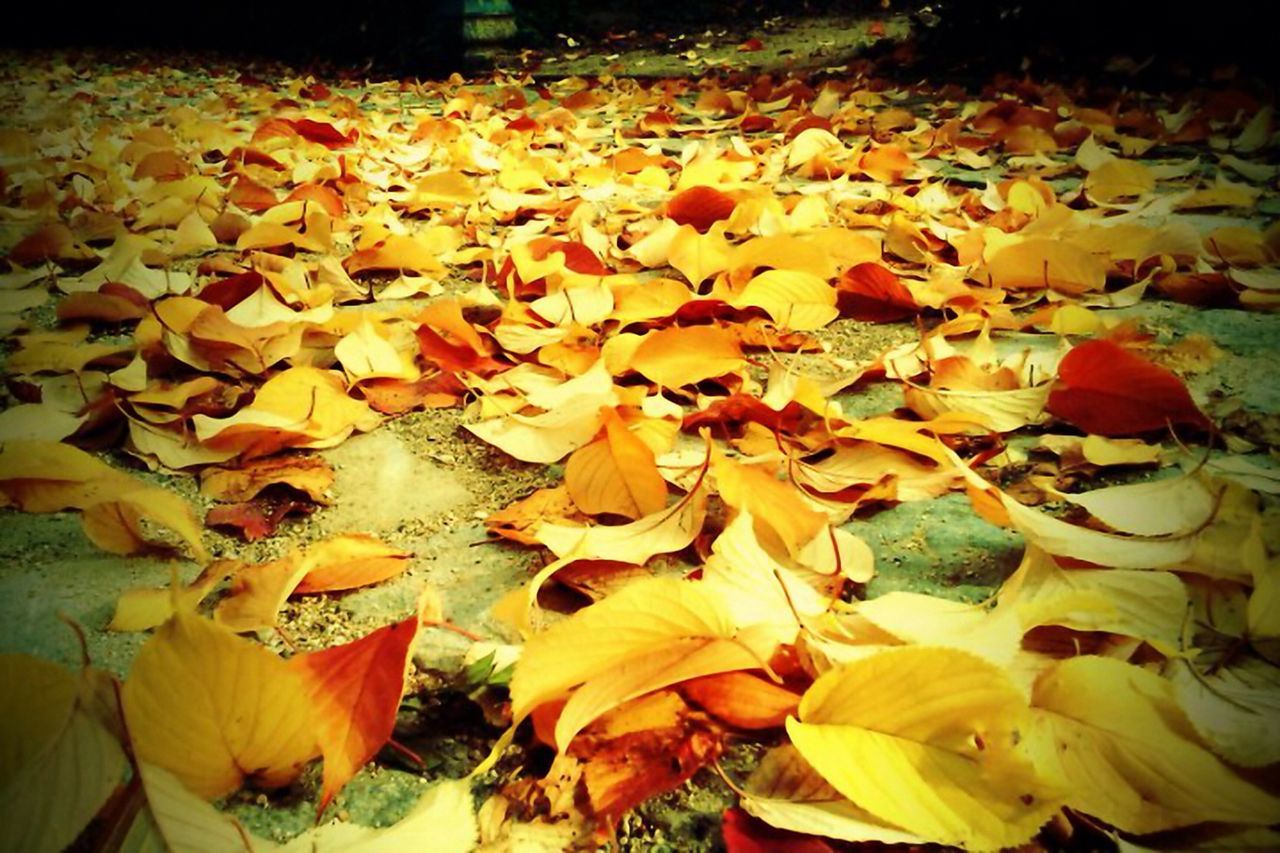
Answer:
[2, 0, 1275, 83]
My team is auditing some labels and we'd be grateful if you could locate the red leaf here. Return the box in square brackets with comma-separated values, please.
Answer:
[1046, 339, 1210, 436]
[738, 37, 765, 52]
[290, 118, 358, 148]
[722, 808, 834, 853]
[682, 394, 812, 437]
[836, 262, 920, 322]
[667, 186, 737, 233]
[290, 615, 420, 816]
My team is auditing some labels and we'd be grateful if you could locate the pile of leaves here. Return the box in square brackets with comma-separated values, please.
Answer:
[1, 46, 1279, 851]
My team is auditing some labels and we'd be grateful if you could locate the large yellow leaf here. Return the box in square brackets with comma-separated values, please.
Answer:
[1085, 158, 1156, 204]
[82, 486, 209, 564]
[465, 361, 618, 463]
[985, 238, 1107, 294]
[510, 577, 737, 722]
[626, 324, 744, 389]
[1028, 655, 1280, 833]
[732, 269, 838, 331]
[787, 646, 1061, 850]
[122, 612, 319, 799]
[564, 408, 668, 519]
[0, 655, 127, 853]
[0, 441, 207, 562]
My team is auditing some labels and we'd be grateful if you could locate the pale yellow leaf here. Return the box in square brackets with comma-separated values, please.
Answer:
[0, 655, 128, 853]
[732, 269, 838, 331]
[1028, 655, 1280, 833]
[788, 646, 1061, 850]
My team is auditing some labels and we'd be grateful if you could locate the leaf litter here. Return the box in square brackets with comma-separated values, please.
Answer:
[1, 28, 1280, 853]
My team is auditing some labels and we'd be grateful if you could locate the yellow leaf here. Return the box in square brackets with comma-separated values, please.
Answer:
[1172, 652, 1280, 769]
[0, 655, 128, 853]
[170, 209, 218, 257]
[627, 324, 744, 389]
[510, 577, 735, 722]
[0, 440, 130, 511]
[510, 577, 768, 751]
[1028, 656, 1280, 833]
[82, 487, 209, 563]
[714, 455, 827, 557]
[466, 362, 618, 463]
[564, 408, 668, 519]
[788, 646, 1061, 850]
[193, 367, 381, 459]
[122, 612, 318, 799]
[853, 592, 1022, 666]
[1085, 158, 1156, 203]
[134, 761, 267, 852]
[333, 319, 420, 385]
[985, 238, 1107, 294]
[998, 546, 1186, 654]
[110, 562, 231, 633]
[668, 223, 730, 287]
[214, 555, 310, 633]
[732, 269, 838, 331]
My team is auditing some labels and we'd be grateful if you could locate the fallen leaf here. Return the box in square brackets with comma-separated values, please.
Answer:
[787, 646, 1059, 849]
[1047, 339, 1210, 435]
[565, 408, 668, 519]
[0, 655, 128, 853]
[1028, 655, 1280, 833]
[289, 613, 420, 814]
[121, 611, 318, 799]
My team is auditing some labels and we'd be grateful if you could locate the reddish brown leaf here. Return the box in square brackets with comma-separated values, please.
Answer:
[836, 262, 920, 322]
[666, 186, 737, 233]
[206, 495, 315, 541]
[722, 808, 835, 853]
[682, 394, 812, 438]
[289, 614, 419, 815]
[1046, 339, 1210, 436]
[738, 37, 765, 52]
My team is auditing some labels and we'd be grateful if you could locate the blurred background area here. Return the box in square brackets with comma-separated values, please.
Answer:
[1, 0, 1274, 83]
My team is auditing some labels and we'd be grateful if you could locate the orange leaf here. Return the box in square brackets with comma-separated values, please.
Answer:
[284, 183, 345, 217]
[680, 671, 800, 729]
[836, 262, 920, 322]
[289, 614, 419, 815]
[227, 176, 278, 212]
[667, 186, 737, 233]
[565, 409, 668, 519]
[1046, 339, 1210, 436]
[628, 324, 744, 388]
[293, 533, 414, 594]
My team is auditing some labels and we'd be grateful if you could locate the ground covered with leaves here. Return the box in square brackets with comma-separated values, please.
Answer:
[1, 29, 1280, 853]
